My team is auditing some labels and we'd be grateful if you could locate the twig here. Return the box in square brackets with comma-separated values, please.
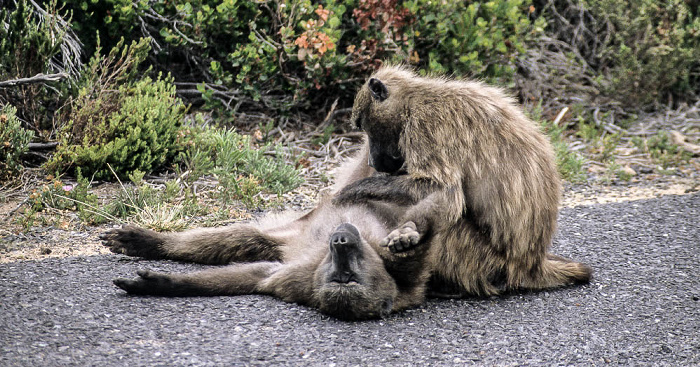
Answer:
[4, 197, 30, 221]
[0, 73, 68, 88]
[28, 142, 59, 151]
[553, 107, 569, 126]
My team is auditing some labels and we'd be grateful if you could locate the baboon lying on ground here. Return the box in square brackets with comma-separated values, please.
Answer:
[337, 65, 592, 296]
[103, 145, 439, 320]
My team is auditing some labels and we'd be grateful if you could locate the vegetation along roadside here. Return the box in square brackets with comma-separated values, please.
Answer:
[1, 0, 698, 261]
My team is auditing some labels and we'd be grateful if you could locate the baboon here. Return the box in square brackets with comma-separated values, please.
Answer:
[103, 148, 440, 320]
[335, 65, 592, 296]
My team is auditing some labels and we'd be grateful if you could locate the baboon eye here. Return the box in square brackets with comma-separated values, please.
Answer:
[368, 78, 388, 102]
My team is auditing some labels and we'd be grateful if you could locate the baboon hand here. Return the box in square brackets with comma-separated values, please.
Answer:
[380, 221, 420, 253]
[113, 270, 177, 296]
[100, 225, 165, 259]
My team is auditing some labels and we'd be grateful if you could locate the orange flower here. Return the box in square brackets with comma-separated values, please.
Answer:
[294, 34, 309, 48]
[315, 5, 330, 22]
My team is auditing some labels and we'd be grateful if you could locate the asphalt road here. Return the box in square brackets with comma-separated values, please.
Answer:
[1, 192, 698, 366]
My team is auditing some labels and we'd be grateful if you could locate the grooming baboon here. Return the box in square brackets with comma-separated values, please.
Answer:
[103, 152, 439, 320]
[335, 65, 592, 296]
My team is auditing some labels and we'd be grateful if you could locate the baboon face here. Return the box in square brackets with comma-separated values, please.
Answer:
[313, 223, 398, 320]
[351, 77, 405, 174]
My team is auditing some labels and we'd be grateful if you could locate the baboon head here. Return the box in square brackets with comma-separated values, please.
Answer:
[313, 223, 398, 320]
[351, 65, 470, 187]
[350, 74, 408, 174]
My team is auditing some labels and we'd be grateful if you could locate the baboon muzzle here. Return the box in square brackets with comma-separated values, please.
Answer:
[328, 224, 363, 284]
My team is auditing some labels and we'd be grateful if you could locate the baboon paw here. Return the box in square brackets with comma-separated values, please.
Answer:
[113, 270, 174, 295]
[380, 221, 420, 253]
[100, 225, 165, 259]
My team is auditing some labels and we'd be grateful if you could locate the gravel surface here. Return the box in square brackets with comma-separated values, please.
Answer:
[1, 192, 698, 366]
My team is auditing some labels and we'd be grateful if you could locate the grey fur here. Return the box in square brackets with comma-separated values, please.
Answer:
[102, 150, 434, 320]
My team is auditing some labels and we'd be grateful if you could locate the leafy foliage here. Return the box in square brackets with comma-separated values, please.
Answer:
[55, 0, 541, 121]
[406, 0, 544, 84]
[0, 0, 76, 135]
[0, 105, 34, 180]
[593, 0, 700, 106]
[536, 0, 700, 107]
[45, 38, 185, 180]
[178, 124, 304, 206]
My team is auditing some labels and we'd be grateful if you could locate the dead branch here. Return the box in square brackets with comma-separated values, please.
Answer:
[0, 73, 68, 88]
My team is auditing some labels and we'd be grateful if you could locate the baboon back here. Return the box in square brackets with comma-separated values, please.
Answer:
[347, 65, 592, 295]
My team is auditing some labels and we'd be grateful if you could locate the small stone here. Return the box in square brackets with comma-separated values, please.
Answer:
[621, 166, 636, 176]
[40, 247, 52, 255]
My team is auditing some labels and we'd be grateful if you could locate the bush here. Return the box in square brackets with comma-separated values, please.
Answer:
[46, 74, 185, 180]
[0, 0, 79, 135]
[534, 0, 700, 107]
[178, 124, 304, 206]
[56, 0, 543, 123]
[0, 105, 34, 180]
[405, 0, 544, 84]
[595, 0, 700, 106]
[46, 38, 185, 180]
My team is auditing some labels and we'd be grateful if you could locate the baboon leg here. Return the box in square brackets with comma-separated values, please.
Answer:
[113, 262, 281, 297]
[100, 225, 168, 260]
[101, 224, 284, 265]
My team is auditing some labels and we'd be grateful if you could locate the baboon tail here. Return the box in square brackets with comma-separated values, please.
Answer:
[532, 253, 592, 289]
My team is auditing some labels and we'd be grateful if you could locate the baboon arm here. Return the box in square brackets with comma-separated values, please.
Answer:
[333, 174, 436, 206]
[258, 261, 318, 305]
[334, 174, 458, 246]
[113, 262, 282, 297]
[166, 226, 283, 264]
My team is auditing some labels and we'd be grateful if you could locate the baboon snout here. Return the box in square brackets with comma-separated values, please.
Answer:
[328, 223, 363, 284]
[367, 144, 405, 174]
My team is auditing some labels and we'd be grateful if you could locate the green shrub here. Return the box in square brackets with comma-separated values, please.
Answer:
[0, 0, 77, 135]
[177, 124, 304, 207]
[590, 0, 700, 105]
[45, 38, 184, 180]
[540, 0, 700, 106]
[46, 73, 185, 180]
[0, 105, 34, 180]
[405, 0, 544, 84]
[56, 0, 543, 122]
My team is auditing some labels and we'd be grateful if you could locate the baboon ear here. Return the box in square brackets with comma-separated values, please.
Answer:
[368, 78, 388, 102]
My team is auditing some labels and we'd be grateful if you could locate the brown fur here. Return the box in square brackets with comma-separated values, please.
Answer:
[102, 152, 436, 320]
[342, 65, 592, 296]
